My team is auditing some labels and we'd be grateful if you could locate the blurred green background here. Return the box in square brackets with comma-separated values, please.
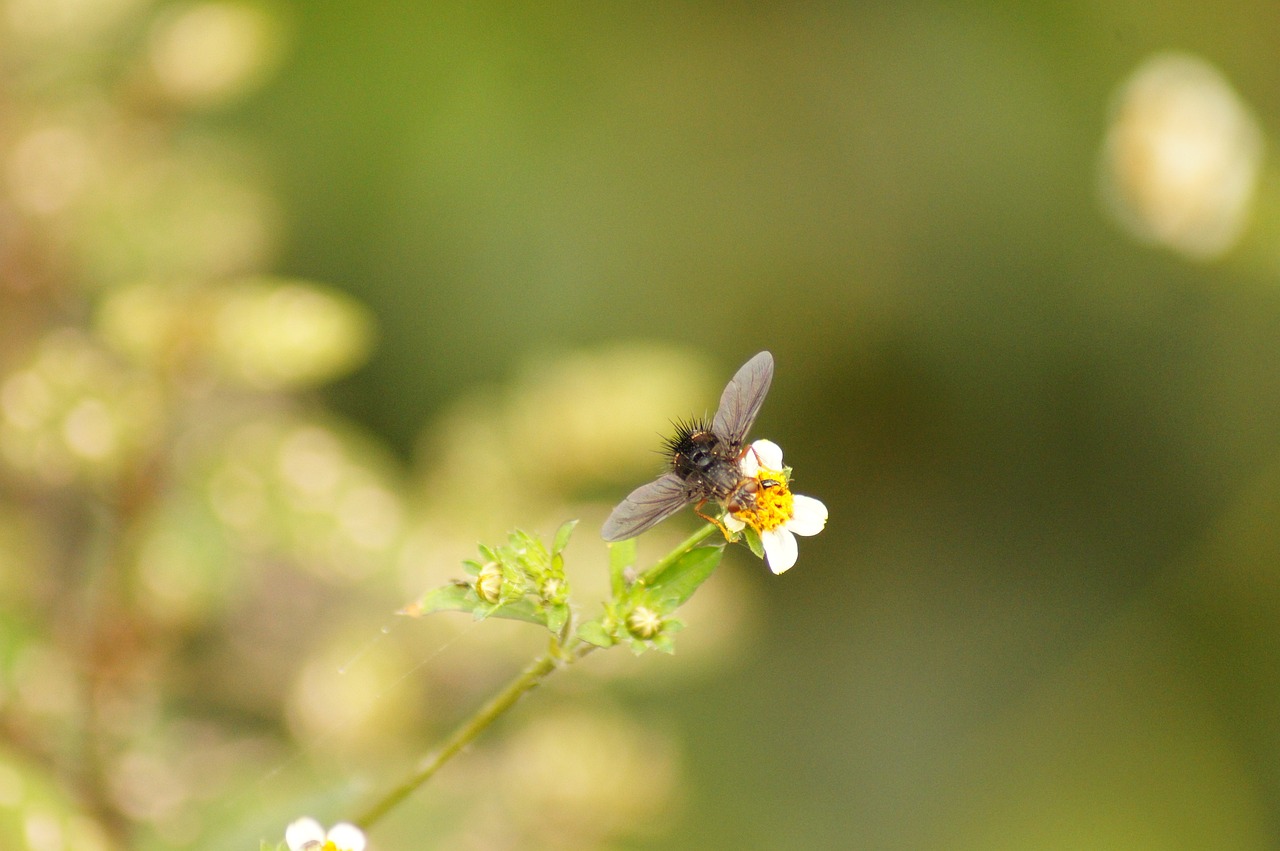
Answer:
[3, 1, 1280, 849]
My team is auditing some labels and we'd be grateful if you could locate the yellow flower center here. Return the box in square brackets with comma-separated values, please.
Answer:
[733, 468, 793, 532]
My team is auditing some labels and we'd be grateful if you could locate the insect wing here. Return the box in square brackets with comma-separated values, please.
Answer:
[712, 351, 774, 448]
[601, 473, 694, 542]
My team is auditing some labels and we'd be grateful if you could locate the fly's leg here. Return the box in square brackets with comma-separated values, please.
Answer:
[735, 443, 762, 466]
[694, 500, 735, 541]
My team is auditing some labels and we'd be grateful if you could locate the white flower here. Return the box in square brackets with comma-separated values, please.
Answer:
[724, 439, 827, 574]
[285, 817, 366, 851]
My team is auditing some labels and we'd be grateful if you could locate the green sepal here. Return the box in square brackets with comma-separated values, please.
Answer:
[645, 544, 724, 608]
[743, 525, 765, 559]
[551, 518, 579, 555]
[577, 619, 616, 648]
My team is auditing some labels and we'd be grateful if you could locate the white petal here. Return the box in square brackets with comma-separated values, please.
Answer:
[750, 439, 784, 469]
[327, 823, 367, 851]
[761, 527, 798, 574]
[723, 513, 746, 532]
[739, 448, 760, 476]
[786, 495, 828, 536]
[285, 818, 325, 850]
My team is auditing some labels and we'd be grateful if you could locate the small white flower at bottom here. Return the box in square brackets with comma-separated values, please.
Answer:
[726, 439, 828, 574]
[285, 817, 366, 851]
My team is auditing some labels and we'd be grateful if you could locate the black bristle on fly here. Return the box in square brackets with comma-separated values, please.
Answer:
[663, 416, 712, 466]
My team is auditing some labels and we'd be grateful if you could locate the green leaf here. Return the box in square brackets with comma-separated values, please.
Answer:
[481, 598, 548, 626]
[608, 537, 637, 599]
[652, 632, 676, 654]
[545, 602, 570, 634]
[507, 529, 549, 569]
[407, 584, 548, 627]
[551, 518, 579, 555]
[646, 545, 724, 608]
[577, 619, 616, 648]
[408, 582, 478, 617]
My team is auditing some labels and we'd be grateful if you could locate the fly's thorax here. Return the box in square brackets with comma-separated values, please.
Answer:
[701, 457, 749, 498]
[670, 428, 728, 477]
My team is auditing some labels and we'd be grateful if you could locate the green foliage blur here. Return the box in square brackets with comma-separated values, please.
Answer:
[3, 1, 1280, 849]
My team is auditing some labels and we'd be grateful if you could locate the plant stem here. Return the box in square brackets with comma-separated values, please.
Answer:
[638, 522, 720, 585]
[353, 523, 722, 830]
[354, 650, 563, 830]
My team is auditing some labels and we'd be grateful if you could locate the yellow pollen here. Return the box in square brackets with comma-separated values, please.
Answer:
[733, 468, 793, 532]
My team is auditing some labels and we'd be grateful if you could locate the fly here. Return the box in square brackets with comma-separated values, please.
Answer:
[601, 351, 776, 542]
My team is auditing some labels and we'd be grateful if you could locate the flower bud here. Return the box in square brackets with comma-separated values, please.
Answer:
[540, 576, 567, 605]
[474, 562, 504, 604]
[625, 606, 663, 640]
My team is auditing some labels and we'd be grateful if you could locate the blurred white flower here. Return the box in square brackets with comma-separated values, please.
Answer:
[1100, 52, 1264, 260]
[285, 817, 365, 851]
[0, 330, 163, 485]
[149, 1, 284, 108]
